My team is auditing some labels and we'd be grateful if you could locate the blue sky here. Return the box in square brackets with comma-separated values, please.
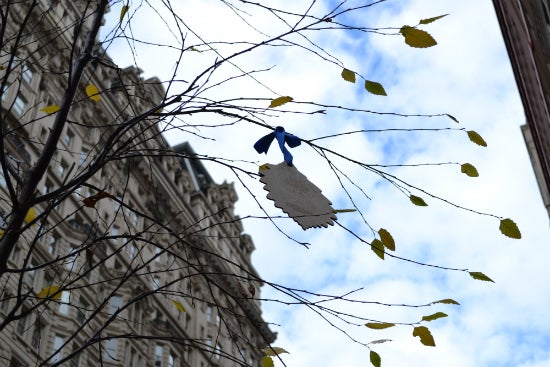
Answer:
[102, 0, 550, 366]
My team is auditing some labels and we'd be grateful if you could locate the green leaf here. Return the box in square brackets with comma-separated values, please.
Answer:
[40, 105, 60, 114]
[365, 80, 387, 96]
[269, 96, 293, 108]
[86, 84, 100, 102]
[469, 271, 494, 283]
[499, 218, 521, 239]
[433, 298, 460, 305]
[341, 68, 356, 83]
[446, 114, 459, 123]
[262, 347, 289, 356]
[410, 195, 428, 206]
[378, 228, 395, 251]
[460, 163, 479, 177]
[120, 4, 129, 22]
[261, 356, 274, 367]
[172, 300, 186, 313]
[412, 326, 436, 347]
[365, 322, 395, 330]
[399, 26, 437, 48]
[422, 312, 448, 322]
[467, 130, 487, 147]
[370, 350, 381, 367]
[36, 286, 62, 301]
[371, 239, 385, 260]
[419, 14, 449, 25]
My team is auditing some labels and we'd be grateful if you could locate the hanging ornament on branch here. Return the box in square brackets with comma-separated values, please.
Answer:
[254, 126, 337, 230]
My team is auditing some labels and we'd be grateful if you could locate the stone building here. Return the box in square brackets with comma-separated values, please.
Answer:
[0, 1, 275, 366]
[492, 0, 550, 218]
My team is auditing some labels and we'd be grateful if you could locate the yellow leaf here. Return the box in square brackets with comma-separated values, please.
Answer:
[499, 218, 521, 239]
[365, 322, 395, 330]
[262, 347, 289, 356]
[86, 84, 100, 102]
[120, 5, 129, 22]
[172, 300, 186, 313]
[422, 312, 448, 322]
[341, 68, 356, 83]
[261, 356, 274, 367]
[460, 163, 479, 177]
[433, 298, 460, 305]
[419, 14, 449, 25]
[370, 350, 381, 367]
[410, 195, 428, 206]
[400, 26, 437, 48]
[40, 105, 60, 114]
[469, 271, 494, 282]
[413, 326, 436, 346]
[378, 228, 395, 251]
[24, 207, 36, 224]
[37, 285, 62, 300]
[371, 239, 385, 260]
[365, 80, 387, 96]
[467, 130, 487, 147]
[269, 96, 293, 108]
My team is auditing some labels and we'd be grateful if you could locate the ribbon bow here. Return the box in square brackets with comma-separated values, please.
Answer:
[253, 126, 301, 166]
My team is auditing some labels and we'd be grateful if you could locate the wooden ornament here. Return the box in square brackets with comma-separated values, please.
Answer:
[259, 162, 336, 230]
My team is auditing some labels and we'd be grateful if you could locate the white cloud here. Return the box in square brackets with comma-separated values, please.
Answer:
[101, 0, 550, 366]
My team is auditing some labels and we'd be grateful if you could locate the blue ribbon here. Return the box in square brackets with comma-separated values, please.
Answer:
[254, 126, 301, 165]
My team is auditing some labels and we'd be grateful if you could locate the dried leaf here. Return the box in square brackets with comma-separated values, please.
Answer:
[365, 80, 387, 96]
[499, 218, 521, 239]
[433, 298, 460, 305]
[269, 96, 293, 108]
[365, 322, 395, 330]
[86, 84, 100, 102]
[410, 195, 428, 206]
[378, 228, 395, 251]
[262, 347, 289, 356]
[37, 286, 62, 301]
[419, 14, 449, 25]
[422, 312, 448, 322]
[172, 300, 186, 313]
[120, 4, 129, 22]
[369, 339, 392, 345]
[83, 191, 113, 208]
[413, 326, 436, 347]
[40, 105, 60, 114]
[341, 68, 356, 83]
[467, 130, 487, 147]
[399, 26, 437, 48]
[446, 114, 459, 123]
[461, 163, 479, 177]
[469, 271, 494, 282]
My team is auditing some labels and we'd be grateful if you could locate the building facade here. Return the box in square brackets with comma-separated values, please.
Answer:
[0, 1, 275, 367]
[492, 0, 550, 218]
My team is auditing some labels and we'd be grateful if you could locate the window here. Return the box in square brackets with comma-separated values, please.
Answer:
[59, 291, 70, 315]
[131, 302, 142, 332]
[22, 66, 33, 84]
[104, 338, 118, 361]
[206, 305, 212, 322]
[216, 314, 221, 327]
[79, 150, 88, 165]
[43, 181, 53, 194]
[1, 291, 12, 313]
[48, 234, 58, 255]
[155, 344, 164, 367]
[108, 295, 121, 315]
[63, 132, 72, 146]
[152, 275, 160, 290]
[1, 84, 9, 102]
[52, 334, 65, 363]
[16, 307, 28, 334]
[64, 252, 77, 270]
[168, 352, 176, 367]
[77, 296, 90, 324]
[31, 321, 42, 349]
[13, 94, 26, 115]
[206, 335, 212, 347]
[0, 170, 6, 187]
[184, 314, 191, 331]
[58, 161, 66, 177]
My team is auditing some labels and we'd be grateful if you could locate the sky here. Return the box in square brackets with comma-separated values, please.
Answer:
[101, 0, 550, 366]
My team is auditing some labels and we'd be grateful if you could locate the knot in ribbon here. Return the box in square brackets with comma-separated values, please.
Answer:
[253, 126, 301, 166]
